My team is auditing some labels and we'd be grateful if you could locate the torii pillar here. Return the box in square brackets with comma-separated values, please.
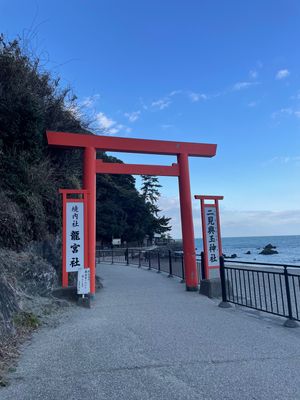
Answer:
[177, 153, 198, 290]
[83, 147, 96, 295]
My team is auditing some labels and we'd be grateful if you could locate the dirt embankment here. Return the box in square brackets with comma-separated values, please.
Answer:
[0, 239, 69, 387]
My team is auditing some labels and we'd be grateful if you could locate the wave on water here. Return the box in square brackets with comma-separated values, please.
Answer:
[195, 235, 300, 265]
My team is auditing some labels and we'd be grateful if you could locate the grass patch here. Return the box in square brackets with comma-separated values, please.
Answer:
[13, 312, 40, 329]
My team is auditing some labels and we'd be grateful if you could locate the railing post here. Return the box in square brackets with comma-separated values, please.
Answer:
[111, 248, 114, 265]
[138, 250, 141, 268]
[283, 267, 298, 327]
[200, 251, 205, 280]
[180, 254, 185, 283]
[168, 250, 173, 278]
[148, 251, 151, 270]
[157, 252, 161, 273]
[126, 248, 129, 265]
[218, 256, 232, 308]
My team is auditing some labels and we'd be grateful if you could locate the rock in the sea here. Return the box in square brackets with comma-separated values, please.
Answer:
[224, 254, 237, 259]
[264, 243, 277, 250]
[245, 251, 251, 255]
[259, 246, 278, 255]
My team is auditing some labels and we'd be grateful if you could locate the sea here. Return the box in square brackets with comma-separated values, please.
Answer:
[194, 235, 300, 265]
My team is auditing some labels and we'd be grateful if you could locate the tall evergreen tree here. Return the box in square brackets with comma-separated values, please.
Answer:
[140, 175, 172, 237]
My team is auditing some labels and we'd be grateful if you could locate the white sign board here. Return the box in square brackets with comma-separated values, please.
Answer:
[112, 238, 121, 245]
[66, 202, 84, 272]
[77, 268, 90, 295]
[204, 206, 220, 269]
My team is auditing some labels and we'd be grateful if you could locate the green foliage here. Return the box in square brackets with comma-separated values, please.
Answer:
[96, 157, 156, 242]
[0, 35, 171, 249]
[0, 35, 84, 248]
[13, 311, 39, 329]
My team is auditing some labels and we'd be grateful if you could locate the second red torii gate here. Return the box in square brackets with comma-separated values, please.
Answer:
[47, 130, 217, 293]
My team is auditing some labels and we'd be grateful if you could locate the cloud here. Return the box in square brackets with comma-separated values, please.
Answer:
[263, 155, 300, 166]
[291, 91, 300, 100]
[169, 90, 182, 96]
[124, 111, 141, 122]
[81, 94, 100, 108]
[151, 98, 171, 110]
[95, 112, 131, 135]
[276, 69, 290, 80]
[161, 124, 173, 129]
[65, 102, 81, 118]
[248, 101, 258, 108]
[271, 108, 300, 119]
[188, 92, 207, 102]
[232, 81, 259, 91]
[95, 112, 116, 131]
[158, 196, 300, 238]
[249, 70, 258, 79]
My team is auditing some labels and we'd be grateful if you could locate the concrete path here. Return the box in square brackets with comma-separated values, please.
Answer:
[2, 263, 300, 400]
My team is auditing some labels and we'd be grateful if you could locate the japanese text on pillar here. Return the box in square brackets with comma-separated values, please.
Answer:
[66, 202, 84, 272]
[204, 207, 220, 267]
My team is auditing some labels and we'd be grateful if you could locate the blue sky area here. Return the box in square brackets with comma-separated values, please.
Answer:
[2, 0, 300, 237]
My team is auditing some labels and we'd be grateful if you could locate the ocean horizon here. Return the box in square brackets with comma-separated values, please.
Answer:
[189, 234, 300, 265]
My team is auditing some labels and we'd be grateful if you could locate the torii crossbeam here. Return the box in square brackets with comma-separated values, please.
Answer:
[47, 131, 217, 294]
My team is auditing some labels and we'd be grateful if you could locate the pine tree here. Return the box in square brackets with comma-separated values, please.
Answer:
[140, 175, 172, 237]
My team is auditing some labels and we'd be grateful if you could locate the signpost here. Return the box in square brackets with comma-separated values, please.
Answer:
[77, 268, 91, 295]
[59, 190, 89, 293]
[66, 202, 85, 272]
[194, 195, 224, 280]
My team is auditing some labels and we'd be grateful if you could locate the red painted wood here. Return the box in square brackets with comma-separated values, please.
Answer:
[83, 147, 96, 295]
[194, 195, 224, 201]
[96, 160, 179, 176]
[59, 189, 89, 195]
[46, 131, 217, 157]
[177, 153, 198, 290]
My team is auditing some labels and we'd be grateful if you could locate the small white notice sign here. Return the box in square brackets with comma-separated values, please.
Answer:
[77, 268, 90, 294]
[204, 206, 220, 268]
[66, 202, 84, 272]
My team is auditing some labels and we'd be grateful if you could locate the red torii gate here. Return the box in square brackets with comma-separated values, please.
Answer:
[47, 131, 217, 293]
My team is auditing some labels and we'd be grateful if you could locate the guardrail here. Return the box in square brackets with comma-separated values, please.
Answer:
[96, 248, 203, 283]
[219, 256, 300, 327]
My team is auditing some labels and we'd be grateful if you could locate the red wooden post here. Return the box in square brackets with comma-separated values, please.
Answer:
[178, 153, 198, 291]
[83, 147, 96, 295]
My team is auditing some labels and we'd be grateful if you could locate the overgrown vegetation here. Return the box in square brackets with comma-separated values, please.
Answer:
[0, 34, 171, 249]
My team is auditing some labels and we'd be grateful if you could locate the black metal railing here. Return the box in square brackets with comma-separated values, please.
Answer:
[96, 247, 202, 282]
[219, 256, 300, 327]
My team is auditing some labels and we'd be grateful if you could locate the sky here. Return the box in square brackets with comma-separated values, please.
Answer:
[1, 0, 300, 238]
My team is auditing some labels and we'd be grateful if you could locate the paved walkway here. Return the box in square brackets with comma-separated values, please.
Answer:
[2, 263, 300, 399]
